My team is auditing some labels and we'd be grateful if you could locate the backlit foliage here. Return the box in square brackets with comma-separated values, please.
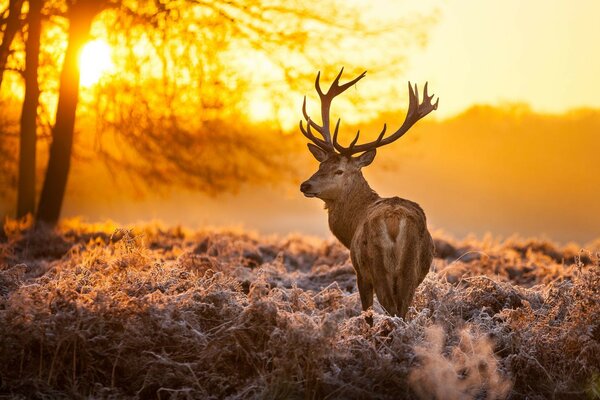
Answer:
[0, 0, 432, 196]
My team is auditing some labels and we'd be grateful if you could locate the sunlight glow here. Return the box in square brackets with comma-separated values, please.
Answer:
[79, 40, 113, 87]
[248, 99, 274, 122]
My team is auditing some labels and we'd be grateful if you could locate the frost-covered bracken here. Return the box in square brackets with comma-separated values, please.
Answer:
[0, 220, 599, 399]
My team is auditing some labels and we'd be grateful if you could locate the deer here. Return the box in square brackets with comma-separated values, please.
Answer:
[299, 69, 438, 325]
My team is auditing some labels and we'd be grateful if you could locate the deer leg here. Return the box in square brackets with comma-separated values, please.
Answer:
[356, 272, 374, 326]
[365, 243, 400, 318]
[392, 275, 414, 319]
[388, 237, 422, 319]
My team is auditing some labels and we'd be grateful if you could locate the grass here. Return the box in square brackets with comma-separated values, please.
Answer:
[0, 219, 599, 399]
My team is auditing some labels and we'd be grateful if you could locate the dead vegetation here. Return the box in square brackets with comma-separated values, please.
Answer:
[0, 220, 598, 399]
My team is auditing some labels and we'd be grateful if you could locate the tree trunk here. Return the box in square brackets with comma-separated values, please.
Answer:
[36, 4, 98, 226]
[0, 0, 24, 90]
[17, 0, 42, 218]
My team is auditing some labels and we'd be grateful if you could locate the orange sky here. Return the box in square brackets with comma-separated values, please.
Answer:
[401, 0, 600, 117]
[28, 0, 600, 126]
[224, 0, 600, 127]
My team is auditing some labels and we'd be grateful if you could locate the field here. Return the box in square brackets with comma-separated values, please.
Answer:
[0, 220, 599, 399]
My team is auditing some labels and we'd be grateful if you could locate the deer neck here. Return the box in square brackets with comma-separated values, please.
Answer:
[325, 175, 379, 248]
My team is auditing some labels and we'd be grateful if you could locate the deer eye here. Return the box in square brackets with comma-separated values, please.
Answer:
[335, 170, 344, 175]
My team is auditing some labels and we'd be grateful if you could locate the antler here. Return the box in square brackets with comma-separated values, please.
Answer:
[334, 81, 438, 155]
[300, 69, 439, 156]
[299, 67, 366, 152]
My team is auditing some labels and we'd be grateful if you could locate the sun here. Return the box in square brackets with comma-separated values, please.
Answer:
[248, 98, 273, 122]
[79, 39, 113, 87]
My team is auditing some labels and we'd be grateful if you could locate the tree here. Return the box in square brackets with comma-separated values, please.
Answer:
[37, 0, 105, 224]
[0, 0, 23, 89]
[16, 0, 41, 217]
[88, 0, 433, 194]
[1, 0, 434, 226]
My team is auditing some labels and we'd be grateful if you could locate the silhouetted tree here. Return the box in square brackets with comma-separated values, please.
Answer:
[0, 99, 19, 199]
[91, 0, 429, 194]
[37, 0, 106, 224]
[0, 0, 23, 89]
[1, 0, 434, 226]
[16, 0, 41, 217]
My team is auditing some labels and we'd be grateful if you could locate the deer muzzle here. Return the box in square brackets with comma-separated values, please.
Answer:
[300, 181, 317, 197]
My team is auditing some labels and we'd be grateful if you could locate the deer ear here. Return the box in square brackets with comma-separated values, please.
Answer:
[307, 143, 329, 162]
[354, 149, 376, 167]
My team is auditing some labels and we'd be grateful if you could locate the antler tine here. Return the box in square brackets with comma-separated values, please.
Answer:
[330, 69, 366, 97]
[332, 118, 342, 152]
[303, 96, 326, 133]
[315, 71, 324, 97]
[333, 119, 361, 154]
[343, 70, 367, 89]
[302, 96, 309, 120]
[332, 68, 345, 86]
[299, 119, 330, 149]
[321, 69, 367, 143]
[302, 94, 332, 150]
[334, 80, 438, 156]
[300, 70, 438, 157]
[423, 82, 440, 111]
[316, 68, 344, 97]
[375, 123, 387, 144]
[413, 82, 419, 108]
[335, 123, 386, 155]
[406, 82, 417, 119]
[347, 130, 360, 152]
[301, 69, 368, 152]
[317, 67, 364, 99]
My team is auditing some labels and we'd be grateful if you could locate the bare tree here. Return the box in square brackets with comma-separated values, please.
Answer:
[36, 0, 105, 224]
[0, 0, 23, 89]
[0, 99, 19, 200]
[1, 0, 435, 226]
[89, 0, 430, 193]
[16, 0, 41, 217]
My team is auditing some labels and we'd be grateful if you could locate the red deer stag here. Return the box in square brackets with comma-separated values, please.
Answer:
[299, 69, 438, 324]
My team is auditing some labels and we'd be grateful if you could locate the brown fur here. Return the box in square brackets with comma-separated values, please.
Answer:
[385, 213, 400, 241]
[301, 154, 434, 320]
[351, 197, 433, 318]
[299, 71, 438, 322]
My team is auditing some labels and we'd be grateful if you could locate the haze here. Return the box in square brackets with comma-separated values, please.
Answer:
[1, 0, 598, 245]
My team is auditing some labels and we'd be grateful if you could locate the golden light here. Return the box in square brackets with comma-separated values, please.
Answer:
[248, 98, 273, 122]
[79, 40, 113, 87]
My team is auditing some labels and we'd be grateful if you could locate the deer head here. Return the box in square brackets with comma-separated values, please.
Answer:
[299, 68, 439, 201]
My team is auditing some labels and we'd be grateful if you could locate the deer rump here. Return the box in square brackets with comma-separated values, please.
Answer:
[350, 197, 434, 318]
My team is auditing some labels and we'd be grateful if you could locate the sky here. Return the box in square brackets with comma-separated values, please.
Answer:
[400, 0, 600, 117]
[3, 0, 599, 244]
[74, 0, 600, 121]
